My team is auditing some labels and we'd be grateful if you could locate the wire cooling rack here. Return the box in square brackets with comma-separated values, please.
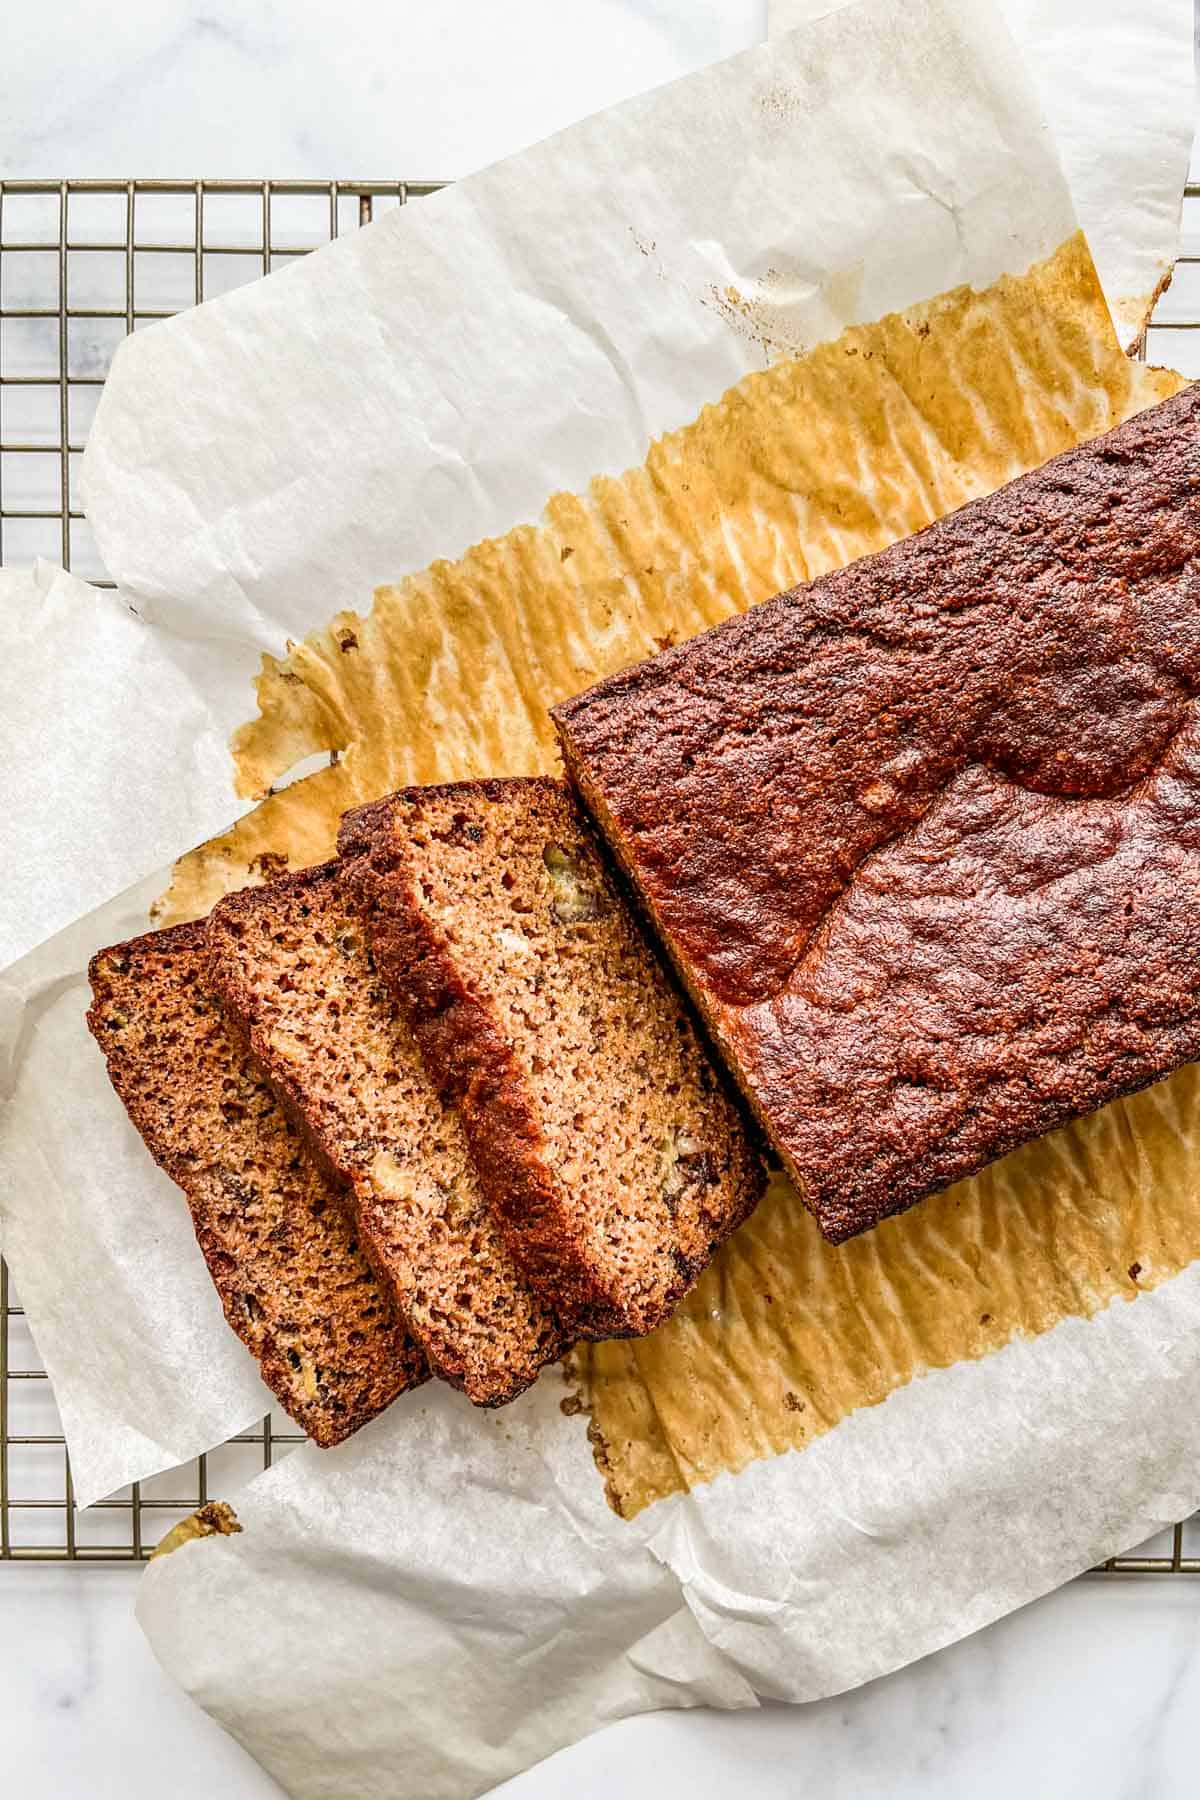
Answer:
[2, 176, 1200, 1565]
[0, 179, 444, 1560]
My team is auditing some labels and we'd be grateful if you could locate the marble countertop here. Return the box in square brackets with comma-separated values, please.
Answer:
[5, 3, 1200, 1795]
[8, 1558, 1200, 1799]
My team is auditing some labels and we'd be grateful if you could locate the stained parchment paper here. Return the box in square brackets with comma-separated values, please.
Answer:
[2, 0, 1123, 1508]
[770, 0, 1195, 350]
[79, 0, 1085, 644]
[0, 0, 1195, 1791]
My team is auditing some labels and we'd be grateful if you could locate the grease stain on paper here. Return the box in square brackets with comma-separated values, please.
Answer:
[157, 231, 1180, 925]
[569, 1062, 1200, 1517]
[703, 260, 863, 364]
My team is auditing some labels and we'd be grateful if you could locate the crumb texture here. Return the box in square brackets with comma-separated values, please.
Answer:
[205, 866, 564, 1404]
[339, 780, 764, 1336]
[151, 1501, 242, 1560]
[555, 385, 1200, 1239]
[86, 922, 424, 1443]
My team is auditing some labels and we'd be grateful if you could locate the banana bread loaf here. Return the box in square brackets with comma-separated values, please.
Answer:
[554, 385, 1200, 1241]
[338, 778, 764, 1336]
[87, 921, 425, 1442]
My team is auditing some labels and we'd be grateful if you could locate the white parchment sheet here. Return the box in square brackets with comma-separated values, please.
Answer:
[0, 0, 1194, 1793]
[138, 1269, 1200, 1799]
[770, 0, 1195, 351]
[0, 868, 273, 1504]
[1, 0, 1106, 1507]
[79, 0, 1080, 647]
[0, 563, 243, 969]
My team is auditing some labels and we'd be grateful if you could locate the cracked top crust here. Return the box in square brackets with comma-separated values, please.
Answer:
[554, 385, 1200, 1240]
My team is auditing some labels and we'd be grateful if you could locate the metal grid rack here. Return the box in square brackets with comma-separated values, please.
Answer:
[0, 178, 444, 1560]
[1, 176, 1199, 1565]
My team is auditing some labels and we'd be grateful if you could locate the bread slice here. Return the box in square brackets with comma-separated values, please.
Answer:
[337, 778, 765, 1337]
[205, 864, 566, 1405]
[86, 921, 425, 1445]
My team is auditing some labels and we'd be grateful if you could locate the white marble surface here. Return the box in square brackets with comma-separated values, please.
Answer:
[0, 0, 765, 182]
[5, 3, 1200, 1797]
[8, 1559, 1200, 1800]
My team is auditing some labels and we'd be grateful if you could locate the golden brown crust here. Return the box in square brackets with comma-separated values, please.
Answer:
[87, 919, 426, 1443]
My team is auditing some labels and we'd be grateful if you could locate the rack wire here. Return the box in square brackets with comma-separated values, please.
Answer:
[2, 176, 1200, 1564]
[0, 178, 443, 1559]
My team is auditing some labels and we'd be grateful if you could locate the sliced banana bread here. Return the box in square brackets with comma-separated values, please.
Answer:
[337, 778, 765, 1337]
[86, 921, 425, 1444]
[205, 864, 566, 1405]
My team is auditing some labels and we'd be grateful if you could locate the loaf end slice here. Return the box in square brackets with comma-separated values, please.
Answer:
[86, 921, 426, 1445]
[338, 778, 766, 1338]
[205, 865, 566, 1405]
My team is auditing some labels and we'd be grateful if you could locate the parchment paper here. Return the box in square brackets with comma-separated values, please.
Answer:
[3, 0, 1132, 1509]
[0, 563, 243, 969]
[138, 1267, 1200, 1799]
[771, 0, 1196, 350]
[139, 1378, 759, 1800]
[80, 0, 1083, 646]
[0, 868, 272, 1506]
[0, 0, 1195, 1792]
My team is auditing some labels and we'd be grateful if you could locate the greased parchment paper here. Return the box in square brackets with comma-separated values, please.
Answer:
[2, 0, 1142, 1506]
[0, 0, 1196, 1790]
